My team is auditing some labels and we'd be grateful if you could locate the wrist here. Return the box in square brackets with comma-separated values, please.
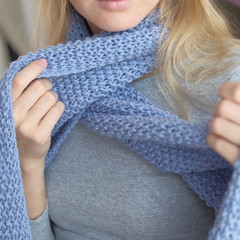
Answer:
[20, 156, 45, 175]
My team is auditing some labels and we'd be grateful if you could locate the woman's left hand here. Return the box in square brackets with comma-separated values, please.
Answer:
[207, 82, 240, 165]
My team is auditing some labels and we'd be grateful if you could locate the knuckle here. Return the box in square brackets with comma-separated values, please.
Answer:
[232, 84, 240, 102]
[13, 73, 25, 88]
[17, 123, 32, 136]
[217, 84, 224, 97]
[52, 104, 62, 115]
[210, 118, 221, 134]
[218, 82, 229, 96]
[58, 101, 65, 110]
[16, 122, 49, 146]
[216, 100, 229, 117]
[206, 134, 213, 145]
[51, 102, 64, 116]
[229, 149, 239, 164]
[32, 136, 49, 146]
[212, 138, 224, 152]
[40, 78, 52, 88]
[44, 91, 58, 103]
[25, 130, 48, 146]
[32, 80, 47, 92]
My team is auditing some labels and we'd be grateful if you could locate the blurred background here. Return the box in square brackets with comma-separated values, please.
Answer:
[0, 0, 35, 76]
[0, 0, 240, 77]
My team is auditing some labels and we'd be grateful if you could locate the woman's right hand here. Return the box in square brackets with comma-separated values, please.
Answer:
[12, 59, 65, 171]
[207, 82, 240, 165]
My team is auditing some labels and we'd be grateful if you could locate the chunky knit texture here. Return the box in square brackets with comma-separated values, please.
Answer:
[0, 7, 239, 240]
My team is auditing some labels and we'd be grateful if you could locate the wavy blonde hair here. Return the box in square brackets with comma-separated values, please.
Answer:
[32, 0, 240, 119]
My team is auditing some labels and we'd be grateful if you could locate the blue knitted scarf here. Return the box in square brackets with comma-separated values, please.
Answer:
[0, 7, 240, 240]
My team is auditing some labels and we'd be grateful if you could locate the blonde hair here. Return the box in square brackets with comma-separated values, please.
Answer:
[33, 0, 240, 119]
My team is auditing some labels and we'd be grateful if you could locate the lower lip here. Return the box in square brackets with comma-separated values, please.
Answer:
[96, 0, 133, 11]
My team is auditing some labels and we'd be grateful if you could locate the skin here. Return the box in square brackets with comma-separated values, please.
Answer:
[66, 0, 240, 165]
[68, 0, 160, 34]
[14, 0, 239, 220]
[14, 0, 160, 220]
[207, 82, 240, 165]
[13, 59, 65, 219]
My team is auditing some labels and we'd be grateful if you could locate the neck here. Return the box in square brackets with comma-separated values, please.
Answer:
[87, 20, 102, 35]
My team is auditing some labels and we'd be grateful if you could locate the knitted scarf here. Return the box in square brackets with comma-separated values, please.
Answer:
[0, 7, 239, 240]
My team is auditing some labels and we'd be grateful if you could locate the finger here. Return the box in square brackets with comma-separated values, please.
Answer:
[209, 117, 240, 145]
[213, 99, 240, 125]
[13, 79, 53, 113]
[12, 59, 48, 102]
[27, 90, 58, 125]
[207, 133, 239, 165]
[38, 101, 65, 136]
[218, 82, 240, 104]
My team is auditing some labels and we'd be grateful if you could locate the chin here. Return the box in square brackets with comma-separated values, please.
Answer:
[99, 22, 140, 32]
[93, 15, 145, 33]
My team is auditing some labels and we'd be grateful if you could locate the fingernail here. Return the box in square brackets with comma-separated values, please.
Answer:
[38, 59, 48, 67]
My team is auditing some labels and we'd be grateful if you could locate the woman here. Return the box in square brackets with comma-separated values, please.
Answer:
[12, 0, 240, 239]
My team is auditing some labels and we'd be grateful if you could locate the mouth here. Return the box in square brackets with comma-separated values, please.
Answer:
[96, 0, 133, 11]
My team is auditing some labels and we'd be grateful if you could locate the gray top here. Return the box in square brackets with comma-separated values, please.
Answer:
[29, 65, 240, 240]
